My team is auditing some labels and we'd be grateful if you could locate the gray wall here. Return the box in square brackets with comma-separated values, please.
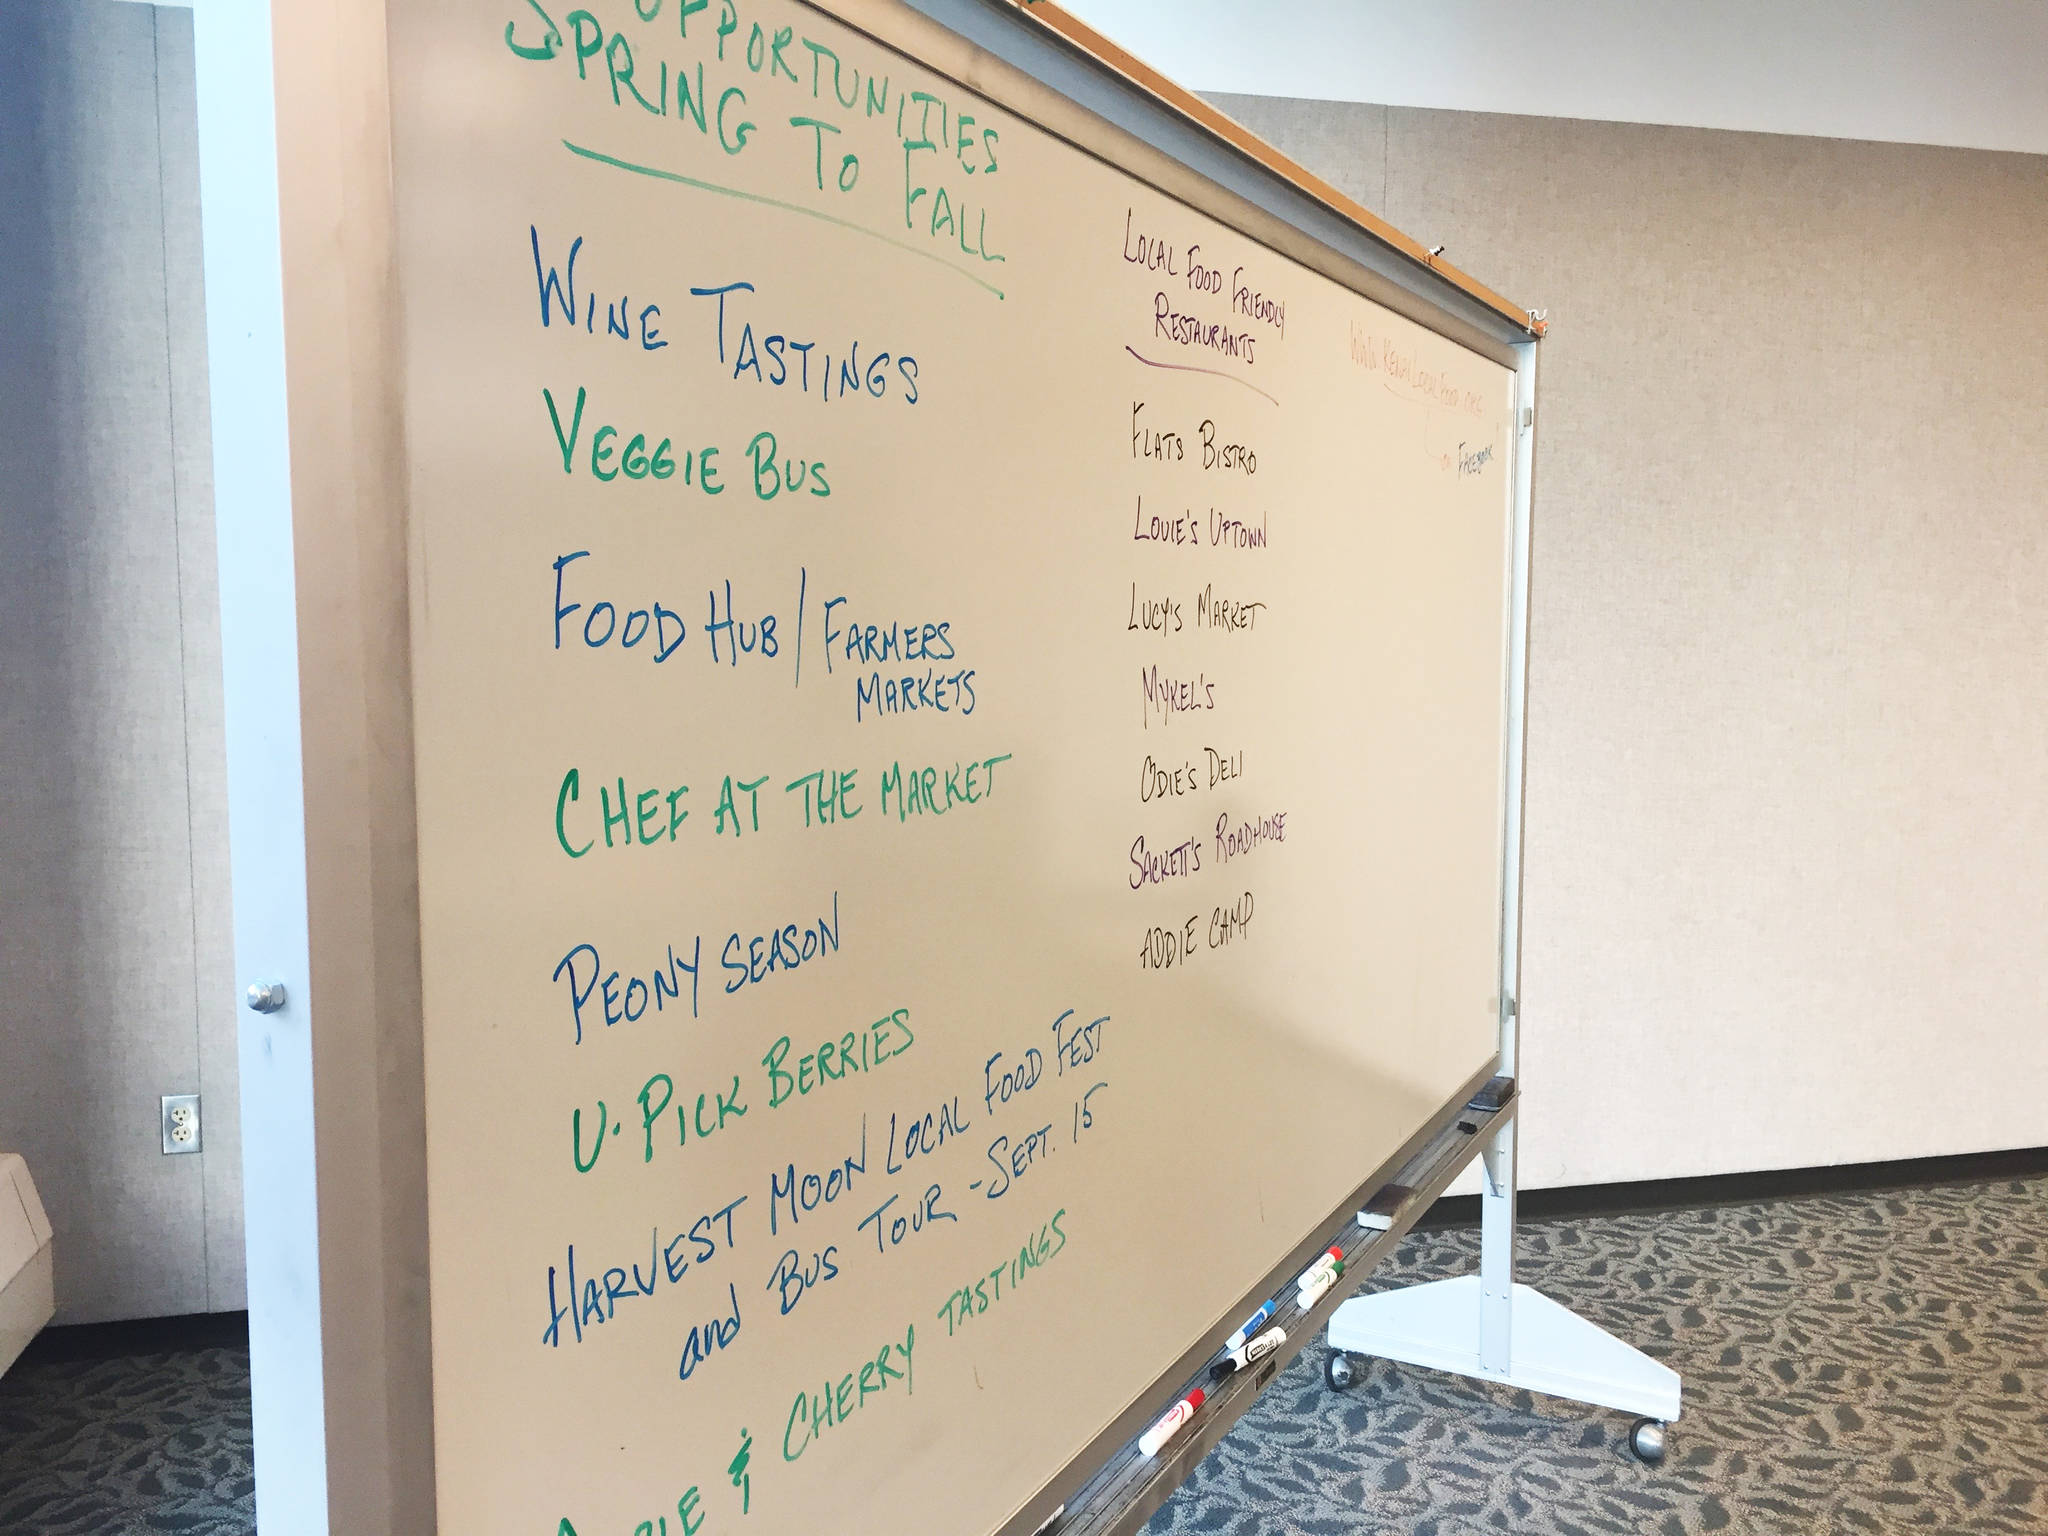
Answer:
[1211, 94, 2048, 1187]
[0, 2, 240, 1322]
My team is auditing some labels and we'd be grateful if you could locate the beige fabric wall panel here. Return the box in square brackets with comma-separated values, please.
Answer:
[0, 1, 241, 1322]
[1212, 92, 2048, 1185]
[155, 6, 244, 1313]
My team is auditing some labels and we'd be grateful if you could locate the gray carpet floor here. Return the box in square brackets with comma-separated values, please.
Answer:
[1146, 1175, 2048, 1536]
[0, 1175, 2041, 1535]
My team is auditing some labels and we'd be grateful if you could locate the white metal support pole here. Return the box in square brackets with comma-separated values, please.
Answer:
[1476, 1116, 1515, 1376]
[190, 2, 330, 1530]
[1325, 335, 1681, 1442]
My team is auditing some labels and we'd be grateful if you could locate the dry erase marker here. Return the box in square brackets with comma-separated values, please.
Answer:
[1297, 1254, 1344, 1295]
[1297, 1261, 1345, 1308]
[1226, 1299, 1278, 1352]
[1138, 1388, 1204, 1456]
[1210, 1326, 1287, 1381]
[1029, 1504, 1065, 1536]
[1296, 1245, 1344, 1290]
[1297, 1261, 1345, 1305]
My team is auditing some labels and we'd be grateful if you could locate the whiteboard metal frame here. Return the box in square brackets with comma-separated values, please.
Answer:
[190, 2, 334, 1531]
[954, 1, 1539, 336]
[836, 0, 1535, 365]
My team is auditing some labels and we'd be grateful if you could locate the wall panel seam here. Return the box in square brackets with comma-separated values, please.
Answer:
[151, 3, 217, 1310]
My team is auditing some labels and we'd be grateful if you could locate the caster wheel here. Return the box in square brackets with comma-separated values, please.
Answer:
[1629, 1418, 1667, 1466]
[1325, 1352, 1358, 1392]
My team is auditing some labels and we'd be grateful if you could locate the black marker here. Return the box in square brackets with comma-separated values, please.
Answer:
[1208, 1326, 1286, 1381]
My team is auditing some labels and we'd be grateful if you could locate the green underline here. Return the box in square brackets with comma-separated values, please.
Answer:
[562, 139, 1006, 301]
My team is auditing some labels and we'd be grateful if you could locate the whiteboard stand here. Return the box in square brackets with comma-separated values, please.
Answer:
[1326, 1107, 1683, 1459]
[1325, 348, 1681, 1463]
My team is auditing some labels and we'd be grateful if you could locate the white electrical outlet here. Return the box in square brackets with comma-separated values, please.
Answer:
[161, 1094, 202, 1155]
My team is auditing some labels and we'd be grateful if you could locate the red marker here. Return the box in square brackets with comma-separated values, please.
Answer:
[1138, 1388, 1205, 1456]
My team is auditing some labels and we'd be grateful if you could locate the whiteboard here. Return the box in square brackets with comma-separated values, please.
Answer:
[387, 1, 1519, 1531]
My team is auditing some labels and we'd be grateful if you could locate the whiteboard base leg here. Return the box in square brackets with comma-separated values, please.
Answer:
[1325, 1277, 1682, 1423]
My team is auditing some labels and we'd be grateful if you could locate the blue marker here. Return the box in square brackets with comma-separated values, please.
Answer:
[1226, 1299, 1278, 1353]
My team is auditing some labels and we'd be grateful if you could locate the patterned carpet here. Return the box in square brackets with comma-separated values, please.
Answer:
[0, 1176, 2042, 1535]
[1148, 1175, 2048, 1536]
[0, 1343, 252, 1535]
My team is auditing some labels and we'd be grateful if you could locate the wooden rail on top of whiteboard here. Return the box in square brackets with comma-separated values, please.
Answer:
[1003, 0, 1546, 338]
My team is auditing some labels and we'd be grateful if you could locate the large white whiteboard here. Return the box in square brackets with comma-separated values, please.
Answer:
[388, 1, 1518, 1530]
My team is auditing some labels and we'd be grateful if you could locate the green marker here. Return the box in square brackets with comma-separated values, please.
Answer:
[1297, 1261, 1345, 1308]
